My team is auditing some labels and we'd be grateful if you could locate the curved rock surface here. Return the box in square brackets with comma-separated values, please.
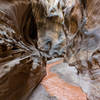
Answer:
[31, 0, 100, 100]
[0, 0, 100, 100]
[0, 0, 46, 100]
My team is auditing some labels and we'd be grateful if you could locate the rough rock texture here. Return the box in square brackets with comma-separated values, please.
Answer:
[0, 0, 46, 100]
[63, 0, 100, 100]
[31, 0, 67, 59]
[31, 0, 100, 100]
[0, 0, 100, 100]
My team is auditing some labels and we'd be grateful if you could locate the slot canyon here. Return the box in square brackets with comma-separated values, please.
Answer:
[0, 0, 100, 100]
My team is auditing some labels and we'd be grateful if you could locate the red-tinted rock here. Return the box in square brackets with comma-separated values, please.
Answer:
[0, 0, 46, 100]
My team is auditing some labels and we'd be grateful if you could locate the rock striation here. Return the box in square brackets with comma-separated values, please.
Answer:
[0, 0, 100, 100]
[0, 0, 46, 100]
[31, 0, 100, 100]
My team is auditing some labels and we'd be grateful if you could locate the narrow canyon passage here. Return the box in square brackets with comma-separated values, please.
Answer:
[42, 58, 87, 100]
[0, 0, 100, 100]
[28, 58, 87, 100]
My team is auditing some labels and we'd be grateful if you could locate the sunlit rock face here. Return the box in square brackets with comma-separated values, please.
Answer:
[0, 0, 46, 100]
[31, 0, 77, 59]
[31, 0, 100, 100]
[31, 0, 83, 59]
[0, 0, 100, 100]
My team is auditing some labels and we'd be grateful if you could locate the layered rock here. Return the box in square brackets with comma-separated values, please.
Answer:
[0, 0, 100, 100]
[31, 0, 100, 100]
[31, 0, 67, 59]
[0, 0, 46, 100]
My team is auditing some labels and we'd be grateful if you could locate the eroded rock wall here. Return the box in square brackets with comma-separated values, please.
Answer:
[0, 0, 46, 100]
[31, 0, 100, 100]
[0, 0, 100, 100]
